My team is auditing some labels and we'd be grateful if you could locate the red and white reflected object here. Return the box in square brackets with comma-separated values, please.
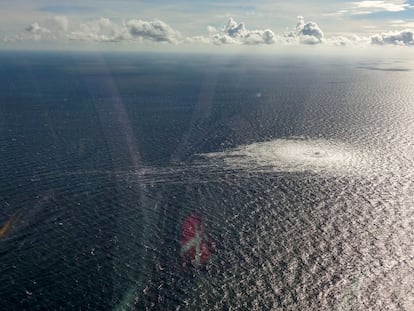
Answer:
[181, 213, 215, 267]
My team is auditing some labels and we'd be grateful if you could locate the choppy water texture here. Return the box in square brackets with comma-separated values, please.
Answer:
[0, 52, 413, 310]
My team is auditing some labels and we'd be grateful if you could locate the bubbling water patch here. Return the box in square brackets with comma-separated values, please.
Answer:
[201, 138, 371, 175]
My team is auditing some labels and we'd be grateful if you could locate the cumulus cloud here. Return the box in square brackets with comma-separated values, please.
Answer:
[286, 16, 324, 45]
[65, 18, 181, 43]
[126, 19, 181, 43]
[371, 29, 414, 45]
[223, 18, 248, 38]
[25, 22, 50, 37]
[211, 33, 239, 45]
[67, 18, 181, 43]
[13, 22, 53, 41]
[209, 18, 276, 45]
[68, 18, 127, 42]
[5, 16, 181, 44]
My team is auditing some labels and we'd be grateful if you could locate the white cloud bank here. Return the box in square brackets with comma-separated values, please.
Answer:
[371, 29, 414, 45]
[68, 18, 181, 43]
[324, 35, 366, 47]
[198, 17, 327, 46]
[6, 17, 181, 44]
[3, 15, 414, 49]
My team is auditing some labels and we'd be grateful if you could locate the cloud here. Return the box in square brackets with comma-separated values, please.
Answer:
[244, 30, 277, 44]
[66, 18, 181, 43]
[8, 16, 70, 42]
[26, 22, 50, 35]
[207, 25, 217, 33]
[209, 18, 277, 45]
[3, 33, 26, 43]
[388, 20, 414, 28]
[326, 34, 368, 47]
[185, 18, 277, 46]
[332, 1, 412, 16]
[50, 16, 69, 32]
[211, 33, 239, 45]
[352, 0, 411, 13]
[126, 19, 181, 43]
[68, 18, 127, 42]
[371, 29, 414, 45]
[7, 17, 182, 44]
[23, 22, 51, 41]
[185, 35, 211, 44]
[5, 15, 414, 49]
[286, 16, 325, 45]
[223, 18, 248, 38]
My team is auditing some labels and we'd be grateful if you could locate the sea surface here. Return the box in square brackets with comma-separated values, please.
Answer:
[0, 51, 413, 310]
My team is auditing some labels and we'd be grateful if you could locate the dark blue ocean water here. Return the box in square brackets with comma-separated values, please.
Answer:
[0, 51, 413, 310]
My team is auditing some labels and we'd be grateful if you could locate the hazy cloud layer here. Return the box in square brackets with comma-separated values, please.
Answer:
[185, 35, 211, 44]
[352, 0, 411, 13]
[388, 20, 414, 29]
[332, 0, 413, 16]
[50, 16, 69, 32]
[327, 34, 368, 46]
[371, 29, 414, 45]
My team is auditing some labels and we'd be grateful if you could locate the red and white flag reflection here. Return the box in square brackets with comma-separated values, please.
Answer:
[180, 213, 215, 268]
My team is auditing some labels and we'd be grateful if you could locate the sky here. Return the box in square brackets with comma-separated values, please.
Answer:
[0, 0, 413, 51]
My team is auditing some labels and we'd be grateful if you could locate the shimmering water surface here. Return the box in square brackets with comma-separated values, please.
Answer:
[0, 52, 413, 310]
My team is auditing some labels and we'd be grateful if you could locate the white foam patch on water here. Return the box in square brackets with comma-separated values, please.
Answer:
[201, 138, 370, 174]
